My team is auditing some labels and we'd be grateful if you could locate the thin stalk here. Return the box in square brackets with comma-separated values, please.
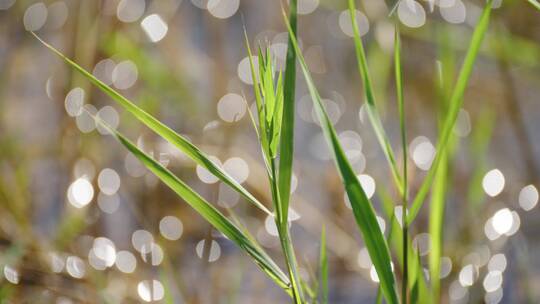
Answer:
[347, 0, 404, 196]
[269, 158, 304, 303]
[394, 28, 408, 304]
[407, 1, 493, 223]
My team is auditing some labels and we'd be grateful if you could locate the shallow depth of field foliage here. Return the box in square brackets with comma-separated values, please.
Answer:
[1, 0, 540, 303]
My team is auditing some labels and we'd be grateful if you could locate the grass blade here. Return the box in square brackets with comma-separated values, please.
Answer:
[407, 1, 493, 223]
[282, 9, 399, 304]
[428, 152, 448, 303]
[527, 0, 540, 10]
[319, 226, 328, 304]
[93, 117, 292, 295]
[348, 0, 403, 196]
[278, 0, 297, 223]
[31, 32, 272, 217]
[393, 27, 409, 304]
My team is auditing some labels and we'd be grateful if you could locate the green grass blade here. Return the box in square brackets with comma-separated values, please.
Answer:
[93, 117, 292, 294]
[319, 226, 328, 304]
[278, 0, 297, 221]
[348, 0, 403, 196]
[282, 10, 398, 304]
[407, 1, 493, 223]
[527, 0, 540, 10]
[31, 32, 272, 217]
[393, 27, 409, 304]
[428, 152, 447, 303]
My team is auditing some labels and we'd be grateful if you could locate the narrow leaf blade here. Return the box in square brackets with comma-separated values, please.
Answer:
[32, 32, 272, 217]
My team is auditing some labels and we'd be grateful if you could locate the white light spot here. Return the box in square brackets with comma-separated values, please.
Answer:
[98, 168, 121, 195]
[0, 0, 16, 10]
[491, 208, 513, 235]
[141, 243, 164, 266]
[141, 14, 168, 42]
[93, 59, 116, 85]
[265, 215, 279, 236]
[488, 253, 507, 272]
[3, 266, 19, 284]
[65, 87, 85, 117]
[484, 218, 500, 241]
[66, 256, 85, 279]
[449, 280, 468, 301]
[398, 0, 426, 28]
[125, 152, 147, 177]
[339, 131, 363, 163]
[482, 169, 505, 197]
[159, 216, 183, 241]
[357, 174, 376, 199]
[237, 56, 258, 85]
[138, 279, 164, 302]
[68, 178, 94, 208]
[47, 1, 68, 30]
[412, 233, 431, 256]
[195, 239, 221, 262]
[207, 0, 239, 19]
[217, 93, 246, 123]
[338, 9, 369, 37]
[75, 104, 97, 133]
[440, 257, 453, 278]
[112, 60, 138, 90]
[96, 106, 120, 135]
[440, 0, 466, 24]
[115, 250, 137, 273]
[410, 136, 435, 171]
[196, 156, 221, 184]
[370, 265, 379, 283]
[485, 288, 503, 304]
[376, 216, 386, 233]
[357, 247, 372, 269]
[458, 264, 478, 287]
[519, 184, 538, 211]
[483, 271, 503, 292]
[297, 0, 319, 15]
[218, 182, 240, 208]
[24, 2, 48, 31]
[132, 229, 154, 252]
[117, 0, 145, 23]
[223, 157, 249, 184]
[50, 253, 64, 273]
[93, 237, 116, 267]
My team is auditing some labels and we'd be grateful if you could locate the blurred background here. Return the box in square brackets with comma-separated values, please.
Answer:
[1, 0, 540, 303]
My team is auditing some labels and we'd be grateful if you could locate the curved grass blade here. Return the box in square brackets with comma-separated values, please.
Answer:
[282, 9, 398, 304]
[93, 117, 292, 295]
[348, 0, 403, 196]
[407, 1, 493, 223]
[527, 0, 540, 10]
[31, 32, 272, 217]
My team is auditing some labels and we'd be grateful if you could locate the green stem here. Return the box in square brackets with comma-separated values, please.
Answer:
[394, 27, 408, 304]
[269, 159, 304, 303]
